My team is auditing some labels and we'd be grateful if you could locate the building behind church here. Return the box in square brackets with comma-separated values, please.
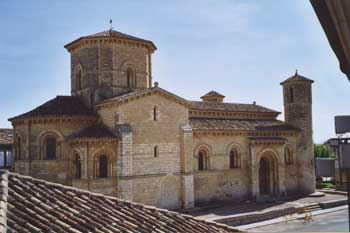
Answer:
[9, 29, 315, 210]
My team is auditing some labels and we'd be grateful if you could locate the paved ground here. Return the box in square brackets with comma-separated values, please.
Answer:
[191, 193, 346, 221]
[250, 208, 349, 232]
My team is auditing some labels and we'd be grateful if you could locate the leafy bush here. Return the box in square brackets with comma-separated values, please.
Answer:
[314, 144, 335, 158]
[316, 182, 335, 189]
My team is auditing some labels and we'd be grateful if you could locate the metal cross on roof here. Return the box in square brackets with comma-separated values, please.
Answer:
[109, 18, 113, 32]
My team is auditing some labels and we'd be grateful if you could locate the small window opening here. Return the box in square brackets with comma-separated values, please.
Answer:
[127, 68, 136, 88]
[290, 87, 294, 103]
[153, 106, 158, 121]
[99, 155, 108, 178]
[154, 146, 159, 157]
[74, 153, 81, 178]
[198, 150, 209, 171]
[76, 69, 82, 91]
[45, 136, 57, 160]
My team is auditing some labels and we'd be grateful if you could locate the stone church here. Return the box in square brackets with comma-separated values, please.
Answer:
[9, 29, 315, 210]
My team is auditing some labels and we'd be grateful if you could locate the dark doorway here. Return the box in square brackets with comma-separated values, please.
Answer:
[99, 155, 108, 178]
[259, 157, 270, 195]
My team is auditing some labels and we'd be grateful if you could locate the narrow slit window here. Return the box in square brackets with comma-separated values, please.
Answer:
[74, 153, 81, 178]
[290, 87, 294, 103]
[153, 106, 158, 121]
[154, 146, 159, 157]
[76, 69, 82, 91]
[127, 68, 135, 88]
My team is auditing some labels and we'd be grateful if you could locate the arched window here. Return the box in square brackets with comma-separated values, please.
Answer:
[127, 68, 136, 88]
[289, 87, 294, 103]
[198, 150, 209, 171]
[229, 148, 240, 168]
[73, 153, 81, 178]
[99, 155, 108, 178]
[285, 147, 293, 165]
[44, 136, 57, 160]
[76, 69, 82, 91]
[153, 106, 158, 121]
[16, 136, 22, 160]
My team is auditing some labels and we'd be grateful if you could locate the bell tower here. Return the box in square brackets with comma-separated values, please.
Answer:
[281, 71, 315, 194]
[64, 28, 157, 107]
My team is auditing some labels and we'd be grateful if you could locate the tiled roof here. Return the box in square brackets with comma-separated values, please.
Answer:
[97, 86, 192, 108]
[0, 129, 13, 145]
[9, 96, 97, 121]
[67, 125, 119, 140]
[201, 91, 225, 98]
[64, 30, 157, 50]
[189, 118, 300, 132]
[191, 101, 279, 113]
[280, 71, 314, 85]
[0, 170, 238, 232]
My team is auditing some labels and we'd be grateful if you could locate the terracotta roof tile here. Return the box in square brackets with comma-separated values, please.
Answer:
[189, 118, 300, 132]
[67, 125, 119, 140]
[201, 91, 225, 98]
[0, 129, 13, 145]
[0, 171, 239, 232]
[280, 71, 314, 85]
[97, 87, 192, 108]
[191, 101, 279, 113]
[9, 96, 97, 121]
[64, 30, 157, 51]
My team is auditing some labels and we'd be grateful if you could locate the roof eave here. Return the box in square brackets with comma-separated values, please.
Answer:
[64, 37, 157, 52]
[8, 115, 97, 122]
[95, 87, 192, 109]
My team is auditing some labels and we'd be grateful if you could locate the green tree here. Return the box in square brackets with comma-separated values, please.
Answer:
[314, 144, 335, 158]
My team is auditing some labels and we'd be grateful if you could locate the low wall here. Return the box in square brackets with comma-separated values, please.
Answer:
[215, 207, 299, 226]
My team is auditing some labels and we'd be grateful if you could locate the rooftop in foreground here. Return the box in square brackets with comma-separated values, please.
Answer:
[0, 170, 238, 232]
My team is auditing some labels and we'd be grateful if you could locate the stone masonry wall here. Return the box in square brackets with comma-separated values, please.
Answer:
[70, 42, 151, 106]
[283, 81, 315, 194]
[13, 119, 94, 184]
[192, 135, 250, 203]
[97, 93, 189, 209]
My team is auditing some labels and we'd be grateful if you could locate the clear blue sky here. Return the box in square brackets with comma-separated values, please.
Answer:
[0, 0, 348, 143]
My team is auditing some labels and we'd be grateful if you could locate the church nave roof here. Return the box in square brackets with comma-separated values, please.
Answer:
[9, 96, 97, 121]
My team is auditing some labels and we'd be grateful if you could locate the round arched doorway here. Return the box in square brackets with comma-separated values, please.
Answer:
[258, 152, 279, 197]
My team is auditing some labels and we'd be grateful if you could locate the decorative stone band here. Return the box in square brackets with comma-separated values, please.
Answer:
[9, 116, 97, 125]
[248, 137, 287, 146]
[193, 131, 298, 137]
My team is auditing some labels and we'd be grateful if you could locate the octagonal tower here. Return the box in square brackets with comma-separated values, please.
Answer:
[64, 29, 157, 107]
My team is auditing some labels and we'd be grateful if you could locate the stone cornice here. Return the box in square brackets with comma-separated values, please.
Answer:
[95, 88, 192, 111]
[10, 117, 97, 125]
[189, 109, 279, 120]
[68, 139, 119, 146]
[250, 140, 286, 146]
[192, 130, 298, 137]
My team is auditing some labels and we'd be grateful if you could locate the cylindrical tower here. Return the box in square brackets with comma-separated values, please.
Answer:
[281, 71, 315, 194]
